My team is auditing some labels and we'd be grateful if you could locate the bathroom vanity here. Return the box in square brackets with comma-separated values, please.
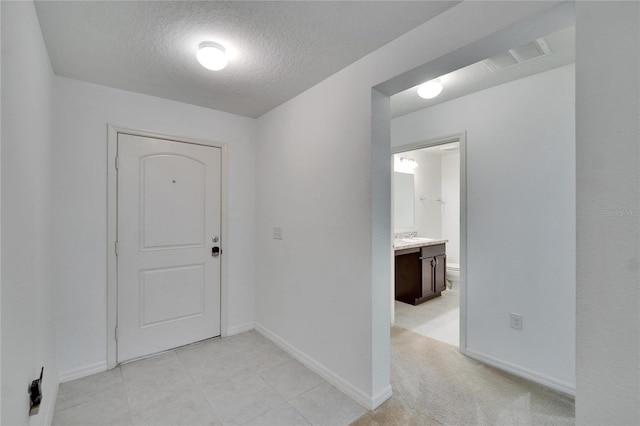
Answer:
[394, 238, 447, 305]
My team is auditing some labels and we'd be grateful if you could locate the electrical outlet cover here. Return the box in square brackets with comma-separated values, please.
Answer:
[510, 313, 523, 330]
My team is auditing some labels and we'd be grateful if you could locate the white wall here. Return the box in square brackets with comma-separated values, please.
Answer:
[52, 77, 257, 378]
[441, 153, 460, 265]
[412, 151, 442, 239]
[392, 64, 576, 392]
[575, 2, 639, 424]
[255, 1, 568, 408]
[1, 2, 58, 424]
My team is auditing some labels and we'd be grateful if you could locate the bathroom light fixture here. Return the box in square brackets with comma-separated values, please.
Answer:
[417, 80, 443, 99]
[196, 42, 228, 71]
[399, 156, 419, 169]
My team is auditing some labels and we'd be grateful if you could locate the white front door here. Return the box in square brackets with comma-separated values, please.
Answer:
[117, 133, 221, 362]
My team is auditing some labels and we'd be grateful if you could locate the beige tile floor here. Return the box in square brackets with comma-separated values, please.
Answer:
[394, 289, 459, 347]
[53, 331, 367, 425]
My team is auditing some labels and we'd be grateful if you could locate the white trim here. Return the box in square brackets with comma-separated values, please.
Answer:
[465, 349, 576, 397]
[107, 125, 118, 369]
[459, 132, 468, 354]
[255, 323, 382, 410]
[106, 125, 229, 369]
[371, 385, 393, 409]
[391, 132, 468, 354]
[58, 361, 108, 383]
[224, 322, 255, 337]
[46, 381, 59, 425]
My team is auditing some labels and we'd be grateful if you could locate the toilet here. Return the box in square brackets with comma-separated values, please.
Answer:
[446, 262, 460, 291]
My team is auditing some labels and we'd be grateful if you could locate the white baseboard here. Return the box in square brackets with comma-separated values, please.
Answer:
[44, 379, 59, 425]
[255, 323, 389, 410]
[58, 361, 107, 383]
[224, 322, 255, 337]
[371, 384, 393, 409]
[465, 349, 576, 396]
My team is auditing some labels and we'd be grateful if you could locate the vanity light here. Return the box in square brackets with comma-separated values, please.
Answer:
[196, 42, 228, 71]
[399, 156, 419, 169]
[417, 80, 443, 99]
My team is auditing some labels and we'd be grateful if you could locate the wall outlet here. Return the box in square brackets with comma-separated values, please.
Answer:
[273, 227, 283, 240]
[510, 313, 523, 330]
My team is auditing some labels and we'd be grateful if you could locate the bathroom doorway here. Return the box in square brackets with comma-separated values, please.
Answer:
[391, 134, 466, 350]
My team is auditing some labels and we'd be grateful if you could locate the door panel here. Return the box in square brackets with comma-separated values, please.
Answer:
[117, 134, 221, 363]
[140, 264, 205, 327]
[141, 155, 206, 250]
[421, 258, 436, 299]
[434, 254, 447, 293]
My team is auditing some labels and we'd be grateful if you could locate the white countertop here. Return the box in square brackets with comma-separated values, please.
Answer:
[393, 237, 448, 251]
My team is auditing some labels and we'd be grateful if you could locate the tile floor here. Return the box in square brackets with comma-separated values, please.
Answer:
[393, 289, 459, 347]
[53, 330, 367, 425]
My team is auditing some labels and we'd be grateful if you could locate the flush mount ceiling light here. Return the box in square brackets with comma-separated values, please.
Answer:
[417, 80, 443, 99]
[399, 156, 419, 168]
[196, 42, 228, 71]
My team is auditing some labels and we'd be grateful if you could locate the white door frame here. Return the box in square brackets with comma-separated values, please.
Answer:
[391, 132, 468, 353]
[106, 125, 229, 369]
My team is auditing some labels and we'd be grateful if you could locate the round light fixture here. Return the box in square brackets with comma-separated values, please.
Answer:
[196, 42, 228, 71]
[399, 156, 419, 169]
[417, 80, 443, 99]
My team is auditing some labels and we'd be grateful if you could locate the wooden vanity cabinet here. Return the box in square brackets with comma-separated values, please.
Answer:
[395, 243, 446, 306]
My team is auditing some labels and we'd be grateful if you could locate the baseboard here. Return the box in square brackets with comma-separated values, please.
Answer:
[58, 361, 107, 383]
[255, 323, 387, 410]
[465, 349, 576, 397]
[371, 384, 393, 409]
[43, 379, 59, 426]
[224, 322, 255, 337]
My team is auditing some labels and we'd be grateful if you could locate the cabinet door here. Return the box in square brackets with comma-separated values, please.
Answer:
[395, 250, 421, 303]
[434, 254, 447, 293]
[421, 257, 437, 299]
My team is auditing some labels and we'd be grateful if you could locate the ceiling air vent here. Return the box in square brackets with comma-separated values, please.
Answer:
[483, 38, 551, 72]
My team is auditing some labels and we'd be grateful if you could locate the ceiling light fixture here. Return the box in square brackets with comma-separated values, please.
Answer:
[417, 80, 443, 99]
[399, 156, 419, 169]
[196, 42, 228, 71]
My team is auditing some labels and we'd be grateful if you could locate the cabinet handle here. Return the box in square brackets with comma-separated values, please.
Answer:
[419, 257, 439, 267]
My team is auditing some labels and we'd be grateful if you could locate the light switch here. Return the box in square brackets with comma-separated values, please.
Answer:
[273, 227, 283, 240]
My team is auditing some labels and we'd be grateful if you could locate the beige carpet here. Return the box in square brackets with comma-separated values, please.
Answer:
[352, 327, 575, 426]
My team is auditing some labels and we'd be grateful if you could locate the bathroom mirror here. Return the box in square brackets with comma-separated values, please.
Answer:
[394, 172, 415, 230]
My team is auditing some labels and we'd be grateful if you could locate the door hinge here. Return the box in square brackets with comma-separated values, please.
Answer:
[115, 327, 119, 341]
[115, 156, 119, 170]
[115, 241, 119, 255]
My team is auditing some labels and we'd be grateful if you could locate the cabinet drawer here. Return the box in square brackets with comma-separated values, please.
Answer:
[420, 244, 446, 258]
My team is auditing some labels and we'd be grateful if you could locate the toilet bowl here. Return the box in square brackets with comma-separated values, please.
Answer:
[446, 263, 460, 291]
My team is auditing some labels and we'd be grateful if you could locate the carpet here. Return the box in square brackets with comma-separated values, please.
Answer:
[351, 326, 575, 426]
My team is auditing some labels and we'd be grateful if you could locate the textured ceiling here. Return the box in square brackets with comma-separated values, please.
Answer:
[391, 26, 575, 118]
[35, 1, 458, 118]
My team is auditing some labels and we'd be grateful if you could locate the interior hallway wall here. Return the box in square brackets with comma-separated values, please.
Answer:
[1, 2, 59, 424]
[575, 2, 639, 423]
[441, 152, 460, 265]
[412, 151, 442, 239]
[392, 64, 576, 392]
[52, 77, 257, 379]
[255, 1, 568, 407]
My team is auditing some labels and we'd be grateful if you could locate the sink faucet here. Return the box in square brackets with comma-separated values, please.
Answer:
[408, 231, 417, 239]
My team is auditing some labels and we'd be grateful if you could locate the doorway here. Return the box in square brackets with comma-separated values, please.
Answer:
[107, 128, 227, 367]
[377, 18, 576, 395]
[391, 134, 467, 350]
